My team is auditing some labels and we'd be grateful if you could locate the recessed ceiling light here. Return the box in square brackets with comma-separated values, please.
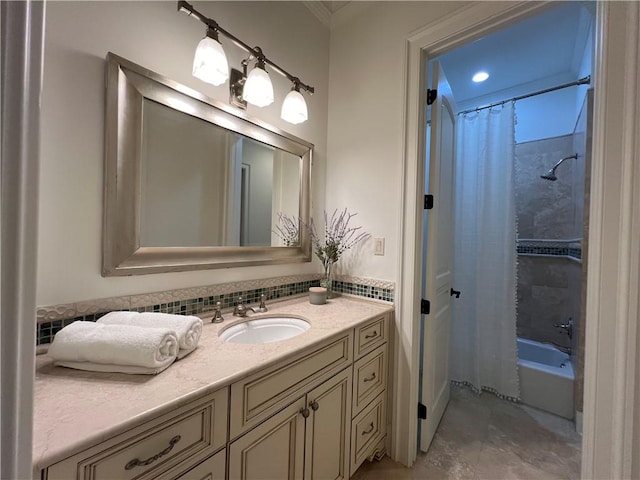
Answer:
[472, 71, 489, 83]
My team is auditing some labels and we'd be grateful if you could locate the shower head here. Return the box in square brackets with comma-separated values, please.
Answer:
[540, 170, 557, 181]
[540, 154, 579, 181]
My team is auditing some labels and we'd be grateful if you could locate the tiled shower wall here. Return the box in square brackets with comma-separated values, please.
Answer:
[515, 90, 592, 419]
[515, 133, 581, 353]
[516, 256, 581, 349]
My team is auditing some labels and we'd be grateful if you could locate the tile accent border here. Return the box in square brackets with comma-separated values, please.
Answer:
[36, 274, 395, 346]
[517, 239, 582, 261]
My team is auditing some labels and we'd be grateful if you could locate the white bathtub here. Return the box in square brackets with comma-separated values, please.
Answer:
[517, 337, 574, 419]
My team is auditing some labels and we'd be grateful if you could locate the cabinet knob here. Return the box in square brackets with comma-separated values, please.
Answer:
[309, 400, 319, 411]
[364, 331, 378, 339]
[300, 407, 310, 418]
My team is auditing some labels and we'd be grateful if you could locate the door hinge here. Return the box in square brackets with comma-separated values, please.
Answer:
[418, 402, 428, 419]
[427, 89, 438, 105]
[421, 299, 431, 315]
[424, 194, 434, 210]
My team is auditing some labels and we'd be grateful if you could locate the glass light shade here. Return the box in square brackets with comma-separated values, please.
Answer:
[281, 89, 308, 124]
[192, 36, 229, 86]
[242, 66, 274, 107]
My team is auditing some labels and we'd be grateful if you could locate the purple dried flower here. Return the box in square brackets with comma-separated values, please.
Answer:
[304, 208, 370, 267]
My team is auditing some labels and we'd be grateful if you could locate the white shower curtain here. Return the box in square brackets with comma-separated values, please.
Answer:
[449, 102, 519, 400]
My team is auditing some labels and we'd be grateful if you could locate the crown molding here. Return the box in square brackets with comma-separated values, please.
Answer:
[303, 1, 332, 29]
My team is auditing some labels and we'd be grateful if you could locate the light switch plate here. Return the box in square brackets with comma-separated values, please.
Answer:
[374, 237, 385, 256]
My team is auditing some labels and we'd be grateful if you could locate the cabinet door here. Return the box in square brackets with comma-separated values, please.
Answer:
[175, 449, 226, 480]
[304, 368, 352, 480]
[229, 397, 306, 480]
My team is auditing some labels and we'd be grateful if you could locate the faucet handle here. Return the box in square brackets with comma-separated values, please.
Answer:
[212, 301, 224, 323]
[258, 294, 268, 312]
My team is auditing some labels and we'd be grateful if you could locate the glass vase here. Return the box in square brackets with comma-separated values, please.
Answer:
[320, 260, 333, 298]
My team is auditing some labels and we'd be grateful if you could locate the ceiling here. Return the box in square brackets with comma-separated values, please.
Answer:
[304, 2, 594, 108]
[434, 2, 594, 111]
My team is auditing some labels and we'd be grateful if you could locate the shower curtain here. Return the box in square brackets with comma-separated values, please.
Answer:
[449, 102, 519, 400]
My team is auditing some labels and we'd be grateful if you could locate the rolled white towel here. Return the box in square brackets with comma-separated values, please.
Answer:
[98, 312, 203, 353]
[99, 311, 139, 323]
[48, 321, 178, 374]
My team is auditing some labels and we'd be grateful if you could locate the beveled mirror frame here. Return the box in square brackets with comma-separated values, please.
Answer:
[103, 52, 312, 276]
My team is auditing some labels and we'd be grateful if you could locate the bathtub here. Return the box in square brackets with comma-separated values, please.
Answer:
[517, 337, 574, 419]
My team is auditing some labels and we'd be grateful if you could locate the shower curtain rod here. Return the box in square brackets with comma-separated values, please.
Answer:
[458, 75, 591, 115]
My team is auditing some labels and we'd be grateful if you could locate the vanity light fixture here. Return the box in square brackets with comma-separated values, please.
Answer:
[192, 25, 229, 86]
[241, 54, 274, 107]
[281, 82, 308, 125]
[178, 0, 314, 122]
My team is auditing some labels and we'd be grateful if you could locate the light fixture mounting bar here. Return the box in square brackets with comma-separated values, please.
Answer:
[177, 0, 315, 94]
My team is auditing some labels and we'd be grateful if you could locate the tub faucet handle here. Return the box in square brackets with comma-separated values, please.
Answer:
[554, 317, 573, 340]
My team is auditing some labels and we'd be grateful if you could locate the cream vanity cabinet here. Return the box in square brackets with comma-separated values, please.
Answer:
[227, 312, 389, 480]
[40, 311, 390, 480]
[43, 387, 229, 480]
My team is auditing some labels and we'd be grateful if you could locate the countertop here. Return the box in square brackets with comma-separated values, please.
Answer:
[33, 295, 393, 473]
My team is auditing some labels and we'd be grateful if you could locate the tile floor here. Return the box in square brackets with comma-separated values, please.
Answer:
[353, 385, 582, 480]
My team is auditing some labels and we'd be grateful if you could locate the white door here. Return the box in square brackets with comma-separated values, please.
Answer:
[420, 61, 457, 452]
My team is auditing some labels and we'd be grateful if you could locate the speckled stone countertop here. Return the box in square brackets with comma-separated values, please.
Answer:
[33, 295, 393, 474]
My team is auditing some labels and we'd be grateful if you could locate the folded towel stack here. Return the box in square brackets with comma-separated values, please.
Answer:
[98, 312, 203, 359]
[48, 321, 179, 374]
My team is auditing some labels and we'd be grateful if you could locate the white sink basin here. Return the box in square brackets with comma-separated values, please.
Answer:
[219, 316, 310, 344]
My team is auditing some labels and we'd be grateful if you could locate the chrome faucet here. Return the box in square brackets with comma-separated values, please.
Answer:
[234, 294, 268, 317]
[233, 296, 248, 317]
[248, 294, 268, 313]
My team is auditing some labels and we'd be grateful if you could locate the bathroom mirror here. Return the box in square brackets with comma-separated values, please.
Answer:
[103, 52, 312, 276]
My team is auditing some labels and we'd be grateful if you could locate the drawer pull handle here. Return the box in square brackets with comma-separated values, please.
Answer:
[124, 435, 181, 470]
[362, 422, 375, 436]
[310, 400, 319, 411]
[300, 407, 310, 418]
[364, 331, 378, 339]
[363, 372, 377, 383]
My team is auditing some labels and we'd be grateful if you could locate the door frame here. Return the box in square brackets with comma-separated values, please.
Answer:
[394, 2, 640, 478]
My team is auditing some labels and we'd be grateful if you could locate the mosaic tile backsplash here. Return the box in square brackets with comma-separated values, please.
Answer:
[36, 275, 394, 346]
[517, 239, 582, 261]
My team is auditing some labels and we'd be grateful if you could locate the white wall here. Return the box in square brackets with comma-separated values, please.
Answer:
[515, 16, 593, 144]
[515, 88, 579, 143]
[327, 2, 471, 283]
[39, 1, 329, 306]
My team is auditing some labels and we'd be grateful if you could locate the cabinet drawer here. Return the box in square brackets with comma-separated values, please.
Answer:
[350, 393, 386, 474]
[352, 345, 387, 417]
[354, 315, 388, 359]
[46, 388, 228, 480]
[230, 333, 352, 439]
[175, 449, 226, 480]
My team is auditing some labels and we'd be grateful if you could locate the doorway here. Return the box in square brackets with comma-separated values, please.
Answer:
[418, 0, 594, 458]
[389, 0, 640, 473]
